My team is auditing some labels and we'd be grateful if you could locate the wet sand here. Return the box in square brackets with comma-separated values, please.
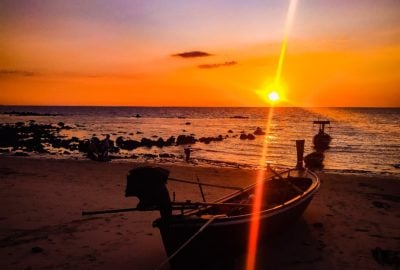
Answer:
[0, 156, 399, 270]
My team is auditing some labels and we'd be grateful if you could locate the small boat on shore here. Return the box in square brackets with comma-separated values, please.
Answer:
[82, 141, 320, 269]
[152, 167, 320, 269]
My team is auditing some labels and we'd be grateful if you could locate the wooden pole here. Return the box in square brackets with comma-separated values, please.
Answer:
[196, 176, 206, 202]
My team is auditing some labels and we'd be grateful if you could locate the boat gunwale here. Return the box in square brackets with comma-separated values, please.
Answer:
[156, 168, 320, 228]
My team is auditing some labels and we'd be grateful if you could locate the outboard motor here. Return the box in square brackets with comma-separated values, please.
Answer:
[125, 166, 172, 218]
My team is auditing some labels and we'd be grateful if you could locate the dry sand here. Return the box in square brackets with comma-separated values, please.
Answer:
[0, 156, 399, 270]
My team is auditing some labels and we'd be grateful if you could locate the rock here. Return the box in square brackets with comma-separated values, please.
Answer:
[136, 131, 143, 134]
[164, 136, 176, 146]
[135, 114, 141, 118]
[124, 139, 141, 150]
[140, 138, 154, 148]
[57, 122, 65, 127]
[227, 130, 233, 133]
[254, 127, 265, 135]
[63, 151, 71, 155]
[159, 153, 175, 158]
[185, 122, 191, 125]
[116, 136, 124, 148]
[247, 134, 255, 140]
[199, 135, 224, 144]
[240, 134, 248, 140]
[176, 135, 196, 145]
[141, 153, 158, 159]
[156, 138, 165, 147]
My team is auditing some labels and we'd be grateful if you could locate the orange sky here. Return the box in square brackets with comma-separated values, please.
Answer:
[1, 0, 399, 107]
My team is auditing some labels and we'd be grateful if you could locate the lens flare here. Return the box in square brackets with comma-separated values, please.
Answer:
[246, 1, 298, 269]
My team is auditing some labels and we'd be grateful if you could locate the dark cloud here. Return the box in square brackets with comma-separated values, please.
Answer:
[0, 69, 36, 77]
[172, 51, 211, 58]
[198, 61, 237, 69]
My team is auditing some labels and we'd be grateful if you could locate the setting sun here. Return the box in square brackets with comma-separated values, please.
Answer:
[268, 91, 280, 102]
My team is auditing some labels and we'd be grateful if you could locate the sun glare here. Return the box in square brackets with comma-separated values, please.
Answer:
[268, 91, 280, 102]
[247, 0, 298, 269]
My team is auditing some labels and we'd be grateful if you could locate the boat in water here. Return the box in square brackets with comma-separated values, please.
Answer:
[313, 120, 332, 150]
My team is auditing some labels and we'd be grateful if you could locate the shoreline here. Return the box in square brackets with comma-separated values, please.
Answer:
[2, 154, 400, 179]
[0, 156, 399, 269]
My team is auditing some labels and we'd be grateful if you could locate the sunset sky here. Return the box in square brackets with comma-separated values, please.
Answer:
[1, 0, 399, 107]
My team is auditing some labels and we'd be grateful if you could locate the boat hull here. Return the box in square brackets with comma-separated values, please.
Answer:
[313, 133, 332, 150]
[156, 184, 316, 269]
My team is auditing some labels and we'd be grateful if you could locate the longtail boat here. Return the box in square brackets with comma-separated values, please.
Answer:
[313, 120, 332, 150]
[149, 167, 319, 269]
[83, 140, 320, 269]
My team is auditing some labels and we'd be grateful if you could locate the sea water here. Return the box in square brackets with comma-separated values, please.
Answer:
[0, 106, 399, 176]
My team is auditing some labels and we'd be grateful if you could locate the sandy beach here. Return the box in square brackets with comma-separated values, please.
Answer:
[0, 156, 399, 270]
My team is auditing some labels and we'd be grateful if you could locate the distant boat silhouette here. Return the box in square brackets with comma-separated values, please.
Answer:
[313, 120, 332, 150]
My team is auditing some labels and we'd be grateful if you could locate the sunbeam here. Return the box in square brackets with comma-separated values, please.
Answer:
[246, 1, 299, 269]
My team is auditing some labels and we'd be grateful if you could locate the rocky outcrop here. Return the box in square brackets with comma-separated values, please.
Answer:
[176, 135, 197, 145]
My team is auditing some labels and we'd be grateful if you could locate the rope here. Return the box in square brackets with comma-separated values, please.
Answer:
[168, 177, 242, 191]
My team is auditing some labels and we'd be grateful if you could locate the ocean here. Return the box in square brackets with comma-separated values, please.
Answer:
[0, 106, 399, 176]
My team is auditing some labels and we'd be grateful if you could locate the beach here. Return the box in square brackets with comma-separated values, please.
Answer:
[0, 156, 399, 270]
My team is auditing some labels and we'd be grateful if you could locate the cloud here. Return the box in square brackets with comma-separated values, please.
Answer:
[198, 61, 237, 69]
[0, 69, 36, 77]
[172, 51, 211, 58]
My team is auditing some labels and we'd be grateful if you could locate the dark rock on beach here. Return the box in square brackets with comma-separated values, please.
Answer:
[159, 153, 175, 158]
[198, 135, 223, 144]
[165, 136, 176, 146]
[116, 137, 141, 150]
[176, 135, 196, 145]
[0, 122, 68, 153]
[240, 133, 255, 140]
[254, 127, 266, 135]
[247, 134, 255, 140]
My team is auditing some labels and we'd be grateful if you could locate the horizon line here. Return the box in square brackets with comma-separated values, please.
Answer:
[1, 104, 399, 109]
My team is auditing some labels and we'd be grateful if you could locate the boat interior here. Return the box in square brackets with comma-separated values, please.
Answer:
[188, 176, 314, 218]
